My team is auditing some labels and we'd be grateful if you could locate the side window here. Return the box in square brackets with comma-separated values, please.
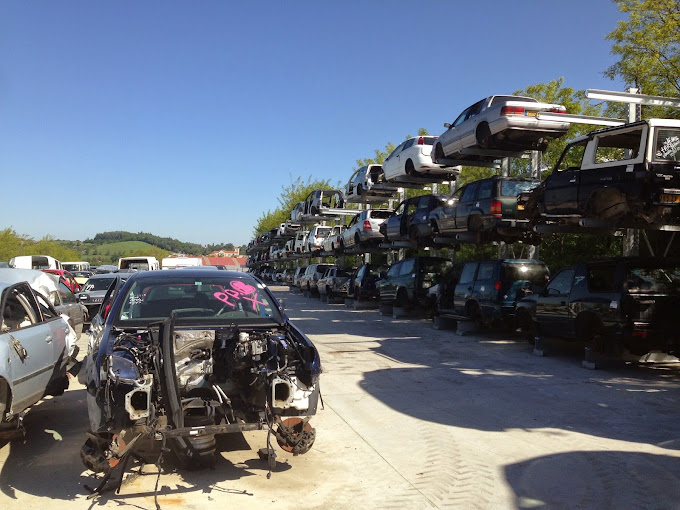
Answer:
[386, 142, 405, 161]
[459, 263, 478, 284]
[406, 201, 419, 216]
[588, 265, 617, 292]
[387, 263, 401, 278]
[593, 127, 644, 164]
[477, 180, 493, 200]
[546, 269, 576, 295]
[461, 183, 479, 202]
[58, 282, 76, 304]
[394, 202, 407, 215]
[2, 285, 40, 331]
[452, 107, 471, 127]
[34, 292, 57, 320]
[556, 142, 587, 172]
[399, 259, 415, 275]
[403, 139, 415, 150]
[477, 262, 496, 281]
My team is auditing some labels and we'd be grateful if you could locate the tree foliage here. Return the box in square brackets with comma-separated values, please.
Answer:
[253, 175, 336, 237]
[0, 229, 79, 262]
[605, 0, 680, 119]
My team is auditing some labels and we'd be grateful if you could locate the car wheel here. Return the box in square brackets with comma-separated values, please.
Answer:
[354, 233, 361, 246]
[396, 288, 410, 312]
[338, 240, 345, 254]
[468, 215, 483, 232]
[405, 159, 417, 176]
[357, 184, 364, 196]
[353, 286, 360, 301]
[476, 123, 492, 149]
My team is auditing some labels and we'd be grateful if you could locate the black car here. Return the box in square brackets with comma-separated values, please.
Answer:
[81, 269, 321, 477]
[379, 256, 453, 314]
[429, 176, 541, 245]
[346, 263, 386, 301]
[523, 119, 680, 231]
[78, 273, 130, 320]
[380, 194, 447, 247]
[442, 259, 549, 326]
[515, 257, 680, 356]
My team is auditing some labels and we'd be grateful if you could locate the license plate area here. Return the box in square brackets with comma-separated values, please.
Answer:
[659, 193, 680, 203]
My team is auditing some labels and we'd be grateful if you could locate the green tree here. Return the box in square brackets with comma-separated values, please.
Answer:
[253, 175, 336, 237]
[512, 78, 605, 176]
[605, 0, 680, 119]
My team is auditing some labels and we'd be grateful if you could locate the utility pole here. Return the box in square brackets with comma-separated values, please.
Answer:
[528, 150, 542, 260]
[623, 87, 641, 256]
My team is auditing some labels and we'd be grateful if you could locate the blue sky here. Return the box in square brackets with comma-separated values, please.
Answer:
[1, 1, 625, 247]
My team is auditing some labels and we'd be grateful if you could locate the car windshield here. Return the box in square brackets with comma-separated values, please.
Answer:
[83, 277, 116, 292]
[114, 275, 280, 324]
[502, 263, 549, 285]
[501, 180, 541, 196]
[626, 265, 680, 293]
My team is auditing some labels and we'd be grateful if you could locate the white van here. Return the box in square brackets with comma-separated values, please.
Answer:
[63, 261, 91, 272]
[9, 255, 62, 270]
[161, 257, 203, 270]
[118, 256, 160, 271]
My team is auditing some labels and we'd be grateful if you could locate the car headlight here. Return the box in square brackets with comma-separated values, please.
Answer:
[110, 354, 140, 381]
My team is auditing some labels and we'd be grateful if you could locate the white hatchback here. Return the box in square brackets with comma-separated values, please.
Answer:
[382, 136, 456, 181]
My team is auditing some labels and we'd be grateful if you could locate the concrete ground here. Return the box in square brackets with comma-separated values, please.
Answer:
[1, 285, 679, 509]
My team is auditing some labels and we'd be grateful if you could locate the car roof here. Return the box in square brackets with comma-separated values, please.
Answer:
[125, 268, 253, 281]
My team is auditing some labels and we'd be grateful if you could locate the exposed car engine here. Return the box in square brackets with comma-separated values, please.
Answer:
[82, 318, 320, 475]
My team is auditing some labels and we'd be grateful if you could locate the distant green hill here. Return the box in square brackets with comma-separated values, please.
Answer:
[89, 241, 156, 256]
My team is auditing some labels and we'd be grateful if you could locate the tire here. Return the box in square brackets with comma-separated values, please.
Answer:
[466, 302, 483, 328]
[468, 215, 483, 232]
[476, 123, 492, 149]
[354, 233, 361, 246]
[396, 288, 410, 312]
[176, 412, 216, 469]
[357, 184, 364, 196]
[353, 286, 360, 301]
[0, 381, 9, 423]
[405, 159, 416, 176]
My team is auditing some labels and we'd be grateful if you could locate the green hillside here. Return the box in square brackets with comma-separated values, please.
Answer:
[87, 241, 156, 256]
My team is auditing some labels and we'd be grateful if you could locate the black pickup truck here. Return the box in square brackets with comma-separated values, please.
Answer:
[515, 257, 680, 356]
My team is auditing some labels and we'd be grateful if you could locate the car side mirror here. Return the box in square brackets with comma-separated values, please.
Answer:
[547, 287, 560, 296]
[444, 123, 452, 129]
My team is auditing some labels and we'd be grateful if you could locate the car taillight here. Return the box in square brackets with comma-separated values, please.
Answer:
[632, 330, 648, 338]
[494, 280, 502, 291]
[490, 200, 502, 217]
[547, 107, 565, 114]
[501, 106, 524, 115]
[363, 220, 372, 230]
[417, 136, 424, 145]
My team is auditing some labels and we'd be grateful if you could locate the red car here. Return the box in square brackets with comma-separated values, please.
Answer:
[42, 269, 82, 293]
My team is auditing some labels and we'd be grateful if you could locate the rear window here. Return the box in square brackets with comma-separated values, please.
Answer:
[316, 227, 332, 235]
[369, 210, 393, 219]
[501, 180, 540, 196]
[490, 95, 537, 105]
[626, 266, 680, 293]
[501, 263, 549, 286]
[422, 137, 436, 145]
[654, 129, 680, 162]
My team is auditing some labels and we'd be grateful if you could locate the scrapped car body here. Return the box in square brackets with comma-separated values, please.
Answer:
[381, 194, 447, 247]
[0, 273, 73, 435]
[81, 270, 321, 476]
[523, 119, 680, 231]
[345, 164, 397, 203]
[340, 209, 393, 251]
[432, 95, 568, 163]
[515, 257, 680, 356]
[383, 136, 458, 181]
[303, 189, 345, 216]
[429, 176, 542, 244]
